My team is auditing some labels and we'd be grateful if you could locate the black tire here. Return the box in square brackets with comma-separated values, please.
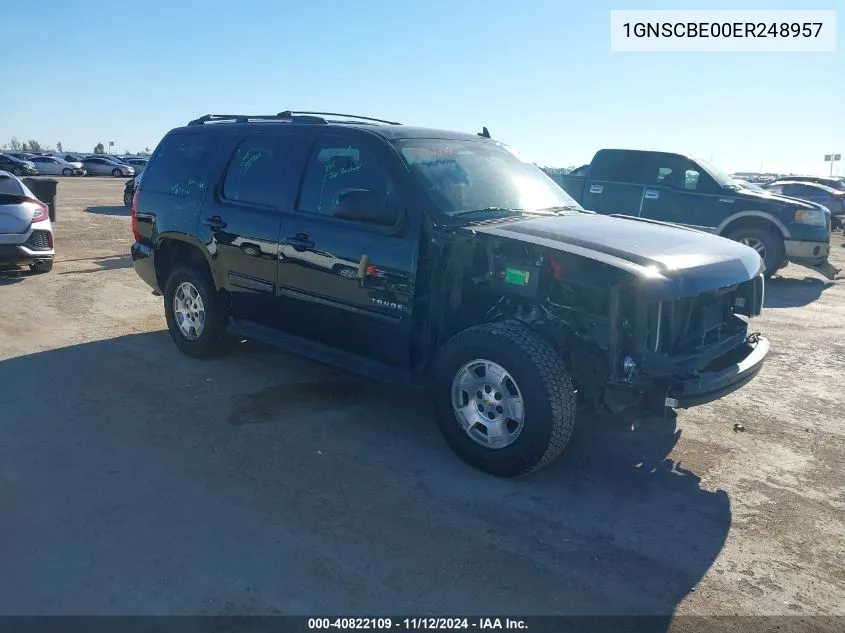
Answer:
[12, 167, 23, 176]
[163, 264, 228, 358]
[434, 321, 576, 477]
[29, 261, 53, 274]
[726, 226, 784, 278]
[124, 191, 133, 208]
[112, 168, 122, 177]
[62, 168, 73, 176]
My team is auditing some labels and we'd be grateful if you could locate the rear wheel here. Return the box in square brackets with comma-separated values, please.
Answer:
[434, 321, 576, 477]
[123, 190, 133, 208]
[62, 168, 73, 176]
[727, 226, 784, 278]
[163, 265, 228, 358]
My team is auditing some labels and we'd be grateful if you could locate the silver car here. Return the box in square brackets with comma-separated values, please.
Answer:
[123, 157, 148, 174]
[0, 171, 54, 273]
[80, 156, 135, 177]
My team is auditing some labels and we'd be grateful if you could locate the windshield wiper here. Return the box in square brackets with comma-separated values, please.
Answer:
[534, 205, 584, 215]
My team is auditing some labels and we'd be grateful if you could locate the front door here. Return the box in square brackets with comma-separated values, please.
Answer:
[275, 133, 418, 368]
[640, 155, 723, 231]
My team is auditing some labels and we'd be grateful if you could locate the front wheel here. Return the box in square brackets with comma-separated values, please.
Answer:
[62, 168, 73, 176]
[163, 265, 228, 358]
[112, 168, 122, 177]
[434, 321, 576, 477]
[12, 167, 23, 176]
[727, 226, 784, 278]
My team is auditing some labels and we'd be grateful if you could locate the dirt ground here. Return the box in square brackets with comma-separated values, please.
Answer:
[1, 178, 843, 623]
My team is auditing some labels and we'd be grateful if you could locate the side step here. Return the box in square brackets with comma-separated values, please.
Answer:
[228, 318, 412, 385]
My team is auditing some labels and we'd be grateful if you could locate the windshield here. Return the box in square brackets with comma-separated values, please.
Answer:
[395, 138, 583, 217]
[695, 157, 739, 189]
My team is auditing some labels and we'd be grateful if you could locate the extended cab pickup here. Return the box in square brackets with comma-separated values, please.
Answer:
[132, 116, 770, 477]
[552, 149, 834, 278]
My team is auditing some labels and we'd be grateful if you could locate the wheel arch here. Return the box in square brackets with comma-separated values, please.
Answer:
[154, 234, 219, 294]
[718, 211, 790, 240]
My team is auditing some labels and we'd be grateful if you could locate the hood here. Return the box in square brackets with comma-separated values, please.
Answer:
[468, 213, 764, 299]
[734, 188, 819, 210]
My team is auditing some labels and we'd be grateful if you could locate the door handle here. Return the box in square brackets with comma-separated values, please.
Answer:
[286, 233, 314, 251]
[589, 184, 603, 194]
[203, 215, 227, 230]
[644, 189, 660, 200]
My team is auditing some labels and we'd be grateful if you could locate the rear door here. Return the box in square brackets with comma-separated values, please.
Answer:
[581, 150, 648, 216]
[275, 132, 419, 368]
[639, 155, 724, 230]
[198, 130, 304, 328]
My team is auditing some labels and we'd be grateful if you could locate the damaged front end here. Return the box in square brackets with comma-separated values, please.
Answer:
[456, 229, 771, 415]
[601, 274, 769, 413]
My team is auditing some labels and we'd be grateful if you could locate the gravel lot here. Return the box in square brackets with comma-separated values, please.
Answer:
[1, 178, 843, 622]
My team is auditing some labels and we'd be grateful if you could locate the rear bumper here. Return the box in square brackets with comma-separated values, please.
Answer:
[667, 335, 770, 408]
[0, 244, 55, 265]
[0, 228, 54, 264]
[784, 239, 830, 266]
[131, 241, 159, 292]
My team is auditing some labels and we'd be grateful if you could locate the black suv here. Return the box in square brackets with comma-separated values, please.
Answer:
[131, 111, 770, 477]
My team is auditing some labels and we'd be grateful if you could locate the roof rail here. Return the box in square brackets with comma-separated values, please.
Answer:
[187, 113, 328, 126]
[277, 111, 401, 125]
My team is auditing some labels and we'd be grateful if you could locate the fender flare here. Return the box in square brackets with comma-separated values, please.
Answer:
[717, 210, 791, 239]
[155, 232, 223, 289]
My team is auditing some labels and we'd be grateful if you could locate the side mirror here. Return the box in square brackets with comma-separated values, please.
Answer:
[333, 189, 400, 226]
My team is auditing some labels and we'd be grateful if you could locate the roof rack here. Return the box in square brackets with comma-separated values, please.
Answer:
[277, 111, 401, 125]
[187, 113, 328, 126]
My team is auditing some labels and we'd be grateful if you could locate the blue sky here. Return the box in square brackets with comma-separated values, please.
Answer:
[1, 0, 842, 175]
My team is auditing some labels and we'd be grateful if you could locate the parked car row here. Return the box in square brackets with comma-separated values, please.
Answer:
[0, 151, 147, 178]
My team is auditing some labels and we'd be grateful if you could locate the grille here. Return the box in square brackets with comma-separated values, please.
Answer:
[26, 230, 52, 251]
[660, 278, 755, 354]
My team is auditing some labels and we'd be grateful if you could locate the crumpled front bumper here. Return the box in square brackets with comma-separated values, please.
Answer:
[666, 334, 770, 408]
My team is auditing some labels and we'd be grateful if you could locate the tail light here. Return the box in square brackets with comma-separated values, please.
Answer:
[131, 190, 140, 241]
[30, 198, 50, 223]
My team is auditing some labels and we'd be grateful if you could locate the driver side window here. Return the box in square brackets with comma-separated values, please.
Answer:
[297, 137, 395, 217]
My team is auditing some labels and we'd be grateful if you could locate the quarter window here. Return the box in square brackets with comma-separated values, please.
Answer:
[143, 133, 210, 198]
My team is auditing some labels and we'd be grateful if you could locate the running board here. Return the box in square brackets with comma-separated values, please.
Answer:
[227, 318, 412, 385]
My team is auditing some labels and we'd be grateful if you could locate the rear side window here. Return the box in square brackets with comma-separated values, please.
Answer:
[297, 136, 394, 216]
[222, 133, 296, 207]
[143, 133, 210, 198]
[590, 151, 648, 184]
[0, 177, 24, 195]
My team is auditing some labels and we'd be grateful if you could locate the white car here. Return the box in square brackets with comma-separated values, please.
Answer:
[278, 244, 360, 276]
[0, 170, 54, 273]
[28, 155, 85, 176]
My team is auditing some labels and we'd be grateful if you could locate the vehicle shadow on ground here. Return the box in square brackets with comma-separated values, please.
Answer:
[58, 254, 132, 274]
[0, 266, 33, 285]
[84, 205, 129, 216]
[764, 276, 834, 308]
[0, 332, 729, 621]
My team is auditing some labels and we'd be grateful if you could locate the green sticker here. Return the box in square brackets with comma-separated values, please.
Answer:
[504, 268, 530, 285]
